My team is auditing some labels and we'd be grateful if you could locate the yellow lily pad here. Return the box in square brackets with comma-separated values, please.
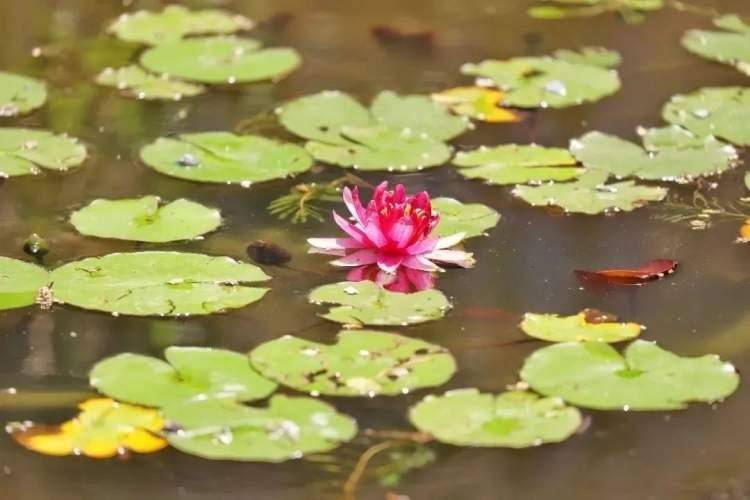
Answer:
[431, 87, 522, 123]
[521, 309, 644, 343]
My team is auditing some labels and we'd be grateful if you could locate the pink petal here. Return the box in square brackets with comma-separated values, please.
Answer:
[435, 232, 466, 249]
[404, 268, 436, 291]
[343, 186, 367, 225]
[362, 214, 389, 248]
[406, 237, 439, 255]
[307, 237, 364, 251]
[331, 249, 379, 267]
[383, 272, 409, 293]
[333, 210, 369, 245]
[388, 218, 415, 249]
[346, 266, 367, 281]
[376, 253, 405, 274]
[425, 249, 475, 268]
[374, 269, 398, 288]
[403, 255, 442, 272]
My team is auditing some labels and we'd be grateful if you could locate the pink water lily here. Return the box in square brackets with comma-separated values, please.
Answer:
[308, 182, 475, 273]
[347, 265, 436, 293]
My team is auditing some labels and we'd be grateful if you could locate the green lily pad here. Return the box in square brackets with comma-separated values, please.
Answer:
[140, 132, 313, 185]
[140, 36, 300, 84]
[638, 125, 710, 151]
[461, 54, 621, 108]
[520, 311, 643, 343]
[431, 197, 500, 238]
[552, 46, 622, 68]
[520, 340, 740, 410]
[682, 14, 750, 76]
[50, 251, 270, 316]
[95, 65, 205, 100]
[107, 5, 253, 45]
[0, 256, 49, 310]
[163, 395, 357, 462]
[453, 145, 582, 185]
[512, 170, 668, 215]
[278, 90, 466, 171]
[528, 0, 663, 21]
[662, 87, 750, 146]
[70, 196, 222, 243]
[570, 131, 738, 181]
[90, 347, 277, 408]
[249, 330, 456, 397]
[0, 128, 87, 177]
[308, 281, 451, 327]
[0, 72, 47, 117]
[408, 389, 581, 448]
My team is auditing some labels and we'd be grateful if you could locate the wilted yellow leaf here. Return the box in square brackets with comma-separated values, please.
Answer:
[431, 86, 522, 123]
[10, 398, 167, 458]
[738, 218, 750, 242]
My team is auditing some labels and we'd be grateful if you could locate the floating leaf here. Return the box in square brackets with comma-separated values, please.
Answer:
[431, 87, 522, 123]
[90, 347, 277, 408]
[570, 131, 737, 181]
[453, 144, 581, 185]
[140, 36, 300, 84]
[163, 396, 357, 462]
[0, 72, 46, 117]
[50, 251, 270, 316]
[250, 330, 456, 397]
[638, 125, 709, 151]
[521, 310, 643, 343]
[461, 54, 621, 108]
[140, 132, 313, 185]
[682, 15, 750, 76]
[552, 46, 622, 68]
[409, 389, 582, 448]
[520, 340, 740, 410]
[0, 128, 87, 177]
[512, 171, 668, 214]
[431, 197, 500, 238]
[308, 280, 450, 327]
[70, 196, 221, 243]
[662, 87, 750, 146]
[0, 256, 49, 310]
[575, 258, 677, 285]
[95, 65, 205, 100]
[739, 218, 750, 242]
[528, 0, 663, 21]
[107, 5, 253, 45]
[278, 90, 466, 171]
[10, 398, 166, 458]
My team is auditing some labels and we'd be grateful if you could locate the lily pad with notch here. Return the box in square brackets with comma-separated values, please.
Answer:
[249, 329, 456, 397]
[0, 128, 87, 177]
[95, 65, 205, 100]
[682, 14, 750, 76]
[70, 196, 221, 243]
[0, 72, 47, 117]
[308, 280, 451, 327]
[50, 251, 270, 316]
[520, 340, 740, 410]
[0, 256, 50, 310]
[140, 132, 313, 185]
[90, 346, 277, 408]
[163, 395, 357, 462]
[408, 389, 582, 448]
[520, 309, 644, 343]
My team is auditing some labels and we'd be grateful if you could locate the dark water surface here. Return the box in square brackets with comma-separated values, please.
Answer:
[2, 1, 750, 499]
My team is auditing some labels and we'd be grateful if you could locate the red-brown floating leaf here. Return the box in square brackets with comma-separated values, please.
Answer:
[575, 259, 678, 286]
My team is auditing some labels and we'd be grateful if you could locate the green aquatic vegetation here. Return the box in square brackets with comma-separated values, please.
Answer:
[431, 197, 501, 238]
[308, 281, 451, 327]
[90, 347, 277, 408]
[0, 72, 47, 117]
[163, 396, 357, 462]
[520, 340, 740, 410]
[662, 87, 750, 146]
[520, 310, 644, 343]
[140, 36, 301, 84]
[50, 251, 270, 316]
[651, 190, 750, 230]
[70, 196, 221, 243]
[682, 14, 750, 76]
[0, 128, 87, 177]
[528, 0, 663, 23]
[453, 144, 582, 186]
[461, 50, 621, 108]
[278, 90, 468, 171]
[0, 257, 50, 310]
[140, 132, 313, 185]
[107, 5, 253, 45]
[249, 330, 456, 397]
[95, 65, 205, 100]
[267, 175, 367, 224]
[552, 46, 622, 68]
[409, 389, 582, 448]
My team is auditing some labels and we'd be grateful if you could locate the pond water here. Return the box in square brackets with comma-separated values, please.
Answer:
[1, 0, 750, 499]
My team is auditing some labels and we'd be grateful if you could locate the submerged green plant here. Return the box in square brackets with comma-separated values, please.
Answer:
[267, 174, 369, 223]
[528, 0, 664, 24]
[651, 190, 750, 230]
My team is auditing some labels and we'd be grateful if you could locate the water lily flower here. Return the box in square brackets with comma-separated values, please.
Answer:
[347, 264, 436, 293]
[308, 182, 475, 273]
